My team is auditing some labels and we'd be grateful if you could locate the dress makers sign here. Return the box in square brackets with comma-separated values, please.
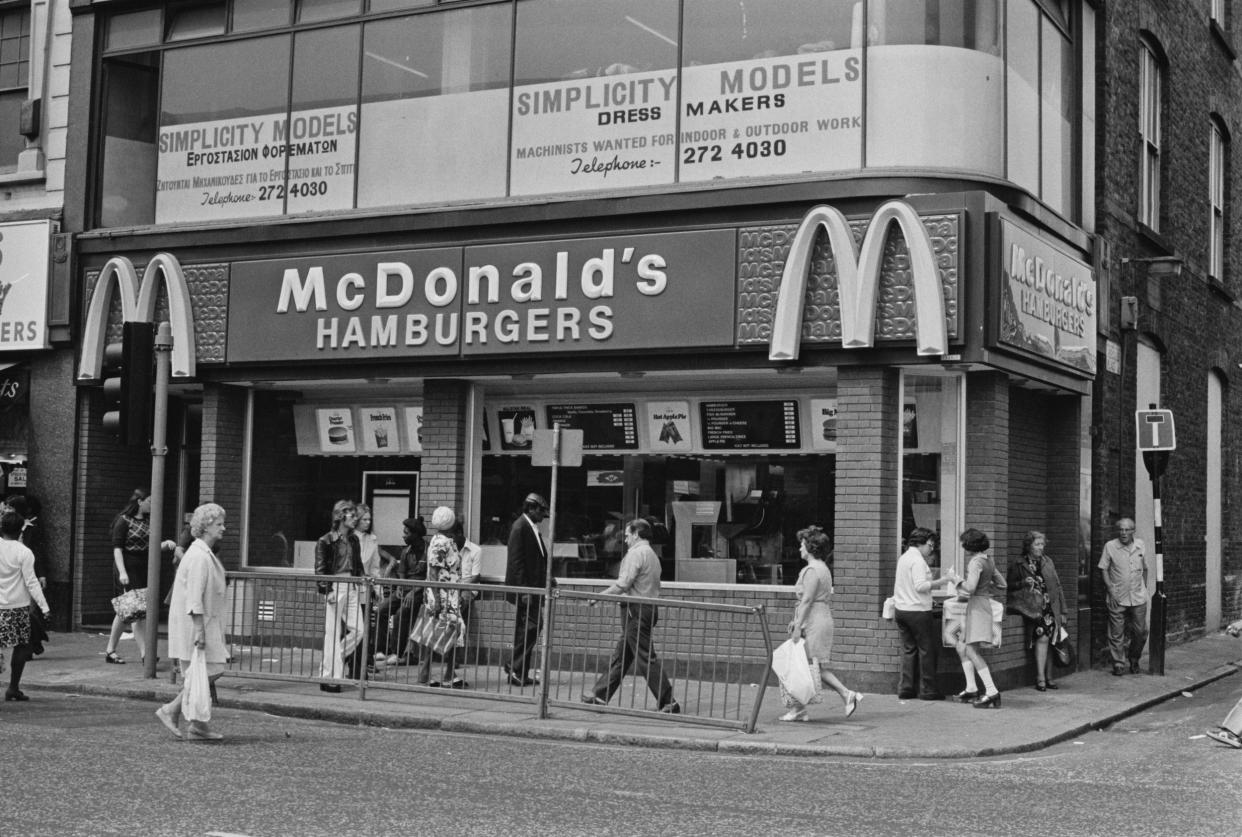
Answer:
[226, 231, 737, 362]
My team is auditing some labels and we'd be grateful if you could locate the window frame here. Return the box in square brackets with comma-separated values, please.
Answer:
[1138, 38, 1163, 232]
[0, 3, 32, 171]
[1209, 117, 1228, 281]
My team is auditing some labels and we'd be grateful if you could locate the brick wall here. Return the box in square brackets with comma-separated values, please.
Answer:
[1096, 1, 1242, 641]
[200, 383, 247, 568]
[420, 380, 470, 521]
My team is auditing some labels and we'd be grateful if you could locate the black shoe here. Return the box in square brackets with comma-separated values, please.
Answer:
[957, 691, 979, 703]
[580, 693, 608, 706]
[508, 672, 534, 687]
[104, 651, 125, 665]
[5, 689, 28, 702]
[1112, 664, 1125, 676]
[897, 691, 917, 700]
[1035, 683, 1047, 692]
[1045, 681, 1059, 690]
[320, 684, 341, 693]
[918, 692, 946, 701]
[972, 692, 1001, 709]
[1129, 660, 1142, 674]
[659, 701, 681, 714]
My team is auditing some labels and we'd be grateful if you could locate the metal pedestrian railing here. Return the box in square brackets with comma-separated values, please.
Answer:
[221, 571, 773, 732]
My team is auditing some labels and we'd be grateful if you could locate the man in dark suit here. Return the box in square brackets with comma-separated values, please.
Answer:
[504, 492, 549, 687]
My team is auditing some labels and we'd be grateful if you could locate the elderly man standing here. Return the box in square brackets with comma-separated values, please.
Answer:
[580, 518, 679, 713]
[1099, 517, 1149, 676]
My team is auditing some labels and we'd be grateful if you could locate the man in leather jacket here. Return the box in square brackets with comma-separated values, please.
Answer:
[315, 499, 363, 691]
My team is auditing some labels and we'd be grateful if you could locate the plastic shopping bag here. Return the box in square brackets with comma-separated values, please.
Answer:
[183, 646, 212, 723]
[771, 638, 822, 707]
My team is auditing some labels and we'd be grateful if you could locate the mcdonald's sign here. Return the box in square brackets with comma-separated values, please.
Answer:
[77, 253, 197, 381]
[760, 200, 951, 362]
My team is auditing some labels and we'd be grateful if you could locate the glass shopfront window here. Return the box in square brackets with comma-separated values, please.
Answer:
[479, 452, 834, 586]
[93, 0, 1084, 226]
[899, 371, 964, 573]
[357, 4, 512, 206]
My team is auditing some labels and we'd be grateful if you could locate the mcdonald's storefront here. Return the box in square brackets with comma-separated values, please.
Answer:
[73, 187, 1096, 692]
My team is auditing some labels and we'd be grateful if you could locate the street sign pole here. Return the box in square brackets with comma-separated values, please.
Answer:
[1147, 465, 1166, 675]
[144, 322, 172, 679]
[1136, 405, 1173, 677]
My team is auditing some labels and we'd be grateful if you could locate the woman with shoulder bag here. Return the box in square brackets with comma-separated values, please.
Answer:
[104, 488, 175, 666]
[1008, 531, 1068, 692]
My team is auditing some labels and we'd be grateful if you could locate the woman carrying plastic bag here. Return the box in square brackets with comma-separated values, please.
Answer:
[155, 503, 230, 741]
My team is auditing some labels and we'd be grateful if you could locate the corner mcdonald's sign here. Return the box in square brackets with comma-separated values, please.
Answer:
[77, 253, 197, 381]
[766, 200, 948, 362]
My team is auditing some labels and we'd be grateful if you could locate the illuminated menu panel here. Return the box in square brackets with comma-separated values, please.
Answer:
[545, 403, 639, 450]
[700, 400, 801, 450]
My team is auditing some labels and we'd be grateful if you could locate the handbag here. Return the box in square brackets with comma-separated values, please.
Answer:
[183, 646, 212, 722]
[771, 638, 822, 707]
[111, 587, 148, 624]
[1007, 587, 1045, 620]
[409, 610, 462, 657]
[1052, 626, 1074, 668]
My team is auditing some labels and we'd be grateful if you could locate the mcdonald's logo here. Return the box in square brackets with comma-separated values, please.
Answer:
[768, 200, 948, 361]
[77, 253, 197, 380]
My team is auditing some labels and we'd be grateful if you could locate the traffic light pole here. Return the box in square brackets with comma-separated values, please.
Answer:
[143, 322, 173, 680]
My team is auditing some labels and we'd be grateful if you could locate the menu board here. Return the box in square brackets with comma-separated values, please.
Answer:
[546, 403, 639, 451]
[700, 400, 801, 450]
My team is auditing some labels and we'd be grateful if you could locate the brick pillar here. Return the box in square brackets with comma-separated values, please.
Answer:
[835, 366, 900, 686]
[200, 383, 247, 567]
[965, 371, 1011, 563]
[420, 380, 471, 521]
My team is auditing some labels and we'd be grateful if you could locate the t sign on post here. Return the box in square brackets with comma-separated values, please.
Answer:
[1136, 408, 1176, 451]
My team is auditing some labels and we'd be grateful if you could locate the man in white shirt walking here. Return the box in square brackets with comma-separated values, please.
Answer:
[581, 518, 679, 713]
[1098, 517, 1149, 676]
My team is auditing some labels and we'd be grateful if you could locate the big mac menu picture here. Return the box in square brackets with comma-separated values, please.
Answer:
[699, 400, 801, 450]
[545, 403, 639, 450]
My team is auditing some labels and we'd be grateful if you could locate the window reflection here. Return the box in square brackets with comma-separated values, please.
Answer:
[869, 0, 1000, 52]
[233, 0, 292, 32]
[297, 0, 362, 24]
[166, 3, 226, 42]
[514, 0, 679, 85]
[683, 0, 860, 64]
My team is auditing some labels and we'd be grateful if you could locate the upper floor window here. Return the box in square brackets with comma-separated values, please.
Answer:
[1138, 39, 1163, 231]
[1210, 118, 1228, 280]
[1212, 0, 1226, 28]
[0, 6, 31, 171]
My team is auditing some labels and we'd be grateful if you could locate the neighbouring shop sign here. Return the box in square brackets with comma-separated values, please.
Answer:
[0, 220, 52, 352]
[994, 217, 1096, 375]
[226, 230, 737, 362]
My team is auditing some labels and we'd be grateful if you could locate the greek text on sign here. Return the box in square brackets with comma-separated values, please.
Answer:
[1135, 409, 1176, 451]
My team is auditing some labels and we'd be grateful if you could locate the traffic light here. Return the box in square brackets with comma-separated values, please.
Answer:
[101, 321, 155, 447]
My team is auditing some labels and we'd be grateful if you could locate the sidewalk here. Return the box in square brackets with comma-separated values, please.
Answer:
[17, 630, 1242, 758]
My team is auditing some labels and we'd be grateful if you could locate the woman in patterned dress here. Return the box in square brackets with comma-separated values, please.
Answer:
[104, 488, 174, 665]
[779, 525, 862, 722]
[0, 510, 51, 701]
[1008, 531, 1067, 692]
[417, 506, 466, 688]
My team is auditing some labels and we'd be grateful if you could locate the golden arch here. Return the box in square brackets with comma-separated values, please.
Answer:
[769, 200, 948, 361]
[77, 253, 197, 380]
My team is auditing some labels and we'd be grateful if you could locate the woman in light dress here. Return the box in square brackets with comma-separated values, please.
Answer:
[155, 503, 229, 740]
[780, 525, 862, 722]
[952, 528, 1007, 709]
